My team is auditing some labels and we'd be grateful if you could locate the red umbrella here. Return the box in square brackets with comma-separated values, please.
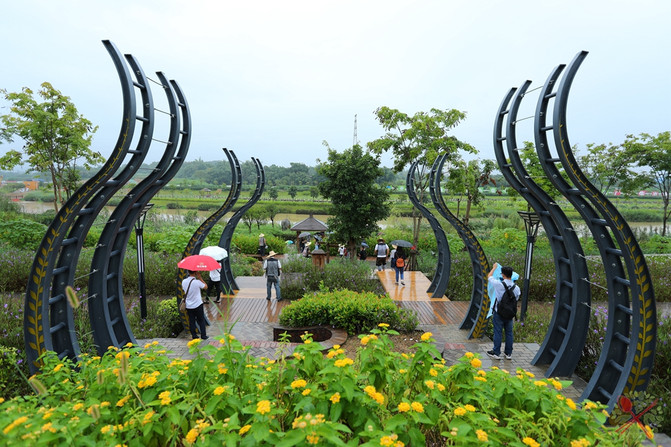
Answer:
[177, 255, 221, 271]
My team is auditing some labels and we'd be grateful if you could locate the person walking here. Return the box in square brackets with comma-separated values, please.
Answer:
[182, 270, 209, 340]
[205, 263, 223, 304]
[358, 244, 368, 261]
[258, 233, 266, 256]
[264, 251, 282, 301]
[393, 247, 406, 286]
[486, 263, 520, 360]
[374, 238, 389, 271]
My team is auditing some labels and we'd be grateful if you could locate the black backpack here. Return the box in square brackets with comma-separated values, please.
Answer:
[497, 281, 518, 320]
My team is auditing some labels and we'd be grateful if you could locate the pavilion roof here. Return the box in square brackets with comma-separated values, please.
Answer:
[290, 215, 328, 232]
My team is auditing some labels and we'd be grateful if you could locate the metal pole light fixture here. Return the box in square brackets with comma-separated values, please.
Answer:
[518, 210, 541, 322]
[135, 203, 154, 319]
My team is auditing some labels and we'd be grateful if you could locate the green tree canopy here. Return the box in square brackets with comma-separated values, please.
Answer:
[623, 131, 671, 236]
[0, 82, 102, 211]
[579, 142, 642, 196]
[367, 106, 474, 243]
[317, 143, 390, 255]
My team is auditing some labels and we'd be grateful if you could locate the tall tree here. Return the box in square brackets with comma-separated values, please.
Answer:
[367, 107, 474, 244]
[623, 131, 671, 236]
[0, 82, 102, 211]
[287, 185, 298, 199]
[317, 143, 390, 256]
[444, 158, 497, 225]
[579, 142, 641, 195]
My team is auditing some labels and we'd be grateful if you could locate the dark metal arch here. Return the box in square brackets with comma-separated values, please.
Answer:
[175, 148, 241, 330]
[551, 51, 655, 408]
[88, 71, 188, 353]
[496, 81, 590, 376]
[429, 154, 490, 337]
[406, 161, 450, 298]
[24, 40, 138, 372]
[219, 157, 265, 293]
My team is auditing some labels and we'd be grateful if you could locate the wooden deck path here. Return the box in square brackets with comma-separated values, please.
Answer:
[205, 272, 467, 325]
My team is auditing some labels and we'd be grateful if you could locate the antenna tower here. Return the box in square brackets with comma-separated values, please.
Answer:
[353, 114, 359, 147]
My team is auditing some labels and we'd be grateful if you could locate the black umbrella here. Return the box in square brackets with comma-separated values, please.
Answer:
[298, 232, 312, 238]
[390, 239, 413, 248]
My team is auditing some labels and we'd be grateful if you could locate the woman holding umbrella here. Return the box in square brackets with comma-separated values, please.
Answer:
[182, 269, 209, 340]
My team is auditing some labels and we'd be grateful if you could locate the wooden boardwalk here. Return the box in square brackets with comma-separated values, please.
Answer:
[206, 272, 467, 325]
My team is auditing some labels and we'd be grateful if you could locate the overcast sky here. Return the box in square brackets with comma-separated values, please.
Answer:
[1, 0, 669, 170]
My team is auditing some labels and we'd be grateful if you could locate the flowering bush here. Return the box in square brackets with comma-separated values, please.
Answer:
[0, 328, 643, 446]
[279, 289, 418, 334]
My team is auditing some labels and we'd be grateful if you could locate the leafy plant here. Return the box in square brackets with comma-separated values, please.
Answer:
[0, 331, 642, 446]
[279, 289, 418, 334]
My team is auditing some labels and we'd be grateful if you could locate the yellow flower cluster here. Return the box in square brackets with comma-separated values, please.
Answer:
[420, 332, 433, 342]
[523, 437, 540, 447]
[218, 363, 228, 374]
[476, 429, 488, 441]
[548, 378, 563, 390]
[3, 416, 28, 434]
[256, 400, 272, 415]
[187, 339, 201, 348]
[570, 439, 590, 447]
[291, 379, 307, 389]
[470, 358, 482, 368]
[214, 386, 229, 396]
[330, 392, 341, 403]
[326, 347, 345, 358]
[454, 404, 476, 416]
[565, 398, 577, 410]
[380, 432, 404, 447]
[239, 424, 251, 435]
[142, 410, 155, 425]
[184, 419, 211, 444]
[361, 334, 378, 345]
[137, 371, 160, 389]
[334, 358, 353, 368]
[378, 323, 390, 328]
[116, 395, 131, 407]
[306, 434, 320, 444]
[364, 385, 385, 405]
[159, 391, 171, 405]
[424, 380, 435, 389]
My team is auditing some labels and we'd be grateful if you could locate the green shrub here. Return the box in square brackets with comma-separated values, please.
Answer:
[126, 297, 183, 338]
[0, 218, 47, 250]
[165, 202, 183, 209]
[279, 289, 418, 334]
[280, 256, 384, 301]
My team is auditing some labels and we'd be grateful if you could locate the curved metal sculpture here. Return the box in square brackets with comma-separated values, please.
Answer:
[219, 157, 265, 293]
[89, 72, 191, 353]
[430, 154, 490, 338]
[176, 148, 241, 330]
[544, 51, 655, 408]
[406, 161, 450, 298]
[494, 82, 590, 376]
[24, 41, 141, 371]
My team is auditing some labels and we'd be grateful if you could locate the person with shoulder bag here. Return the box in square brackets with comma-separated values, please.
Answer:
[182, 270, 209, 340]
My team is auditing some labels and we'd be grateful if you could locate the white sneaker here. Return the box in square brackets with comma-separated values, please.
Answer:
[504, 354, 512, 360]
[401, 281, 405, 286]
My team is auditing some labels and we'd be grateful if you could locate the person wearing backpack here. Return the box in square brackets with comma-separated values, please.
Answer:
[486, 263, 520, 360]
[393, 247, 406, 286]
[263, 251, 282, 301]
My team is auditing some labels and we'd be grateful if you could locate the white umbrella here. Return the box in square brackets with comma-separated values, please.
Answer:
[199, 246, 228, 260]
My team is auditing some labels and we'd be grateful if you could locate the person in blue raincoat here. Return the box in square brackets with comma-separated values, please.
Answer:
[486, 262, 520, 360]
